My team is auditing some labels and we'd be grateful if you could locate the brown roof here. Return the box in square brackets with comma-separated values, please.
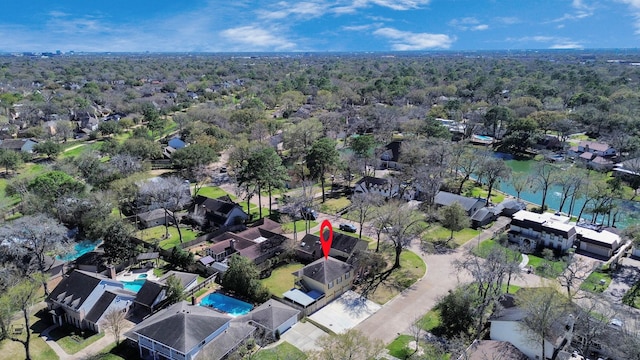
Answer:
[579, 141, 611, 152]
[465, 340, 528, 360]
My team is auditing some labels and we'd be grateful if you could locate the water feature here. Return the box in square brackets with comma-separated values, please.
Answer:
[57, 240, 99, 262]
[492, 153, 638, 228]
[121, 279, 145, 293]
[199, 293, 253, 316]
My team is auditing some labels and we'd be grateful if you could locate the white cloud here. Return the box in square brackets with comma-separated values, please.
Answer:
[550, 41, 584, 49]
[221, 26, 296, 51]
[257, 1, 327, 20]
[449, 17, 488, 31]
[373, 27, 453, 50]
[617, 0, 640, 34]
[342, 24, 377, 31]
[551, 0, 595, 22]
[334, 0, 430, 14]
[506, 35, 584, 49]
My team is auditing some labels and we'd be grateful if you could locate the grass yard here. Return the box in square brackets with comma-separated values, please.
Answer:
[60, 144, 89, 158]
[281, 220, 318, 233]
[253, 341, 306, 360]
[387, 335, 415, 358]
[137, 225, 201, 249]
[422, 225, 481, 247]
[367, 250, 426, 305]
[419, 309, 441, 332]
[472, 239, 522, 262]
[623, 279, 640, 309]
[0, 310, 59, 360]
[317, 196, 351, 214]
[261, 263, 304, 297]
[198, 186, 232, 199]
[49, 325, 105, 354]
[90, 341, 142, 360]
[468, 187, 505, 204]
[580, 269, 612, 293]
[527, 254, 566, 278]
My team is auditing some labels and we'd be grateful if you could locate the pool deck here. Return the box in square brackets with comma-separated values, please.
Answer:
[116, 268, 159, 282]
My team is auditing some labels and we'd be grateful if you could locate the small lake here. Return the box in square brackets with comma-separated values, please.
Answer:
[492, 153, 638, 228]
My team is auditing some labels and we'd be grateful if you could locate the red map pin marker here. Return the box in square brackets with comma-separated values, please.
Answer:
[320, 219, 333, 260]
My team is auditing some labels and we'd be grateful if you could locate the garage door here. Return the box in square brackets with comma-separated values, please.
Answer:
[581, 242, 610, 258]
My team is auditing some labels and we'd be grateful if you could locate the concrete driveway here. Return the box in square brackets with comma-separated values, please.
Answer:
[309, 290, 381, 333]
[280, 321, 326, 352]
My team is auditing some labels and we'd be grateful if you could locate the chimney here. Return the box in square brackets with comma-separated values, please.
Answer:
[108, 265, 116, 280]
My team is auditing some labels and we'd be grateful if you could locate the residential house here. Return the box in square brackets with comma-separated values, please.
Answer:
[163, 137, 187, 158]
[613, 157, 640, 181]
[136, 208, 173, 229]
[242, 299, 300, 340]
[574, 224, 622, 258]
[159, 271, 198, 291]
[379, 140, 402, 169]
[0, 138, 38, 153]
[191, 195, 249, 229]
[460, 340, 528, 360]
[508, 210, 577, 253]
[354, 176, 398, 199]
[133, 280, 166, 313]
[127, 301, 255, 360]
[577, 141, 616, 157]
[296, 232, 368, 263]
[490, 294, 575, 360]
[470, 208, 497, 229]
[434, 191, 487, 216]
[46, 270, 136, 333]
[285, 256, 354, 310]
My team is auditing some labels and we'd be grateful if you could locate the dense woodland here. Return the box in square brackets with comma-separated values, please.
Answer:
[1, 51, 640, 359]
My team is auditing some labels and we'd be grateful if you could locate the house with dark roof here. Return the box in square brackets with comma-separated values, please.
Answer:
[46, 270, 136, 333]
[191, 195, 249, 229]
[136, 208, 173, 229]
[288, 257, 354, 309]
[434, 191, 487, 216]
[379, 140, 402, 169]
[460, 340, 528, 360]
[354, 176, 398, 199]
[163, 137, 187, 159]
[127, 301, 255, 360]
[242, 299, 300, 339]
[159, 271, 198, 291]
[0, 138, 38, 153]
[296, 232, 368, 263]
[490, 293, 575, 360]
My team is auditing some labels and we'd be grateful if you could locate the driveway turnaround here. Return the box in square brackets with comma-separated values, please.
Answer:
[280, 321, 326, 352]
[309, 290, 381, 333]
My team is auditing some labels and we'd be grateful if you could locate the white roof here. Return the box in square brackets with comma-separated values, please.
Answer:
[283, 289, 316, 307]
[512, 210, 570, 224]
[575, 227, 621, 246]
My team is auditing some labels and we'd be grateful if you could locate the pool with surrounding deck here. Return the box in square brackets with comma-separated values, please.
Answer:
[199, 293, 253, 316]
[120, 273, 149, 293]
[57, 240, 99, 262]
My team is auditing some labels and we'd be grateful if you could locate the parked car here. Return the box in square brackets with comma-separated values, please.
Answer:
[300, 207, 318, 220]
[382, 226, 394, 233]
[339, 223, 357, 233]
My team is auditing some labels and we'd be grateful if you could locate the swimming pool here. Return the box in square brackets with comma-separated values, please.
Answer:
[121, 279, 145, 293]
[57, 240, 99, 262]
[199, 293, 253, 316]
[472, 134, 494, 141]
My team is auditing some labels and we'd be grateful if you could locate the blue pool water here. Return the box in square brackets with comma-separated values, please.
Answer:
[121, 279, 146, 293]
[57, 240, 99, 262]
[473, 134, 494, 141]
[199, 293, 253, 316]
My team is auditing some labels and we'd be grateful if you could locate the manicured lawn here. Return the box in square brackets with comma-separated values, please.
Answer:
[261, 263, 304, 297]
[49, 325, 105, 354]
[317, 197, 351, 214]
[0, 311, 59, 360]
[387, 335, 414, 358]
[527, 254, 566, 278]
[468, 187, 505, 204]
[90, 341, 142, 360]
[198, 186, 232, 199]
[253, 341, 306, 360]
[60, 144, 89, 158]
[419, 309, 441, 332]
[472, 239, 522, 262]
[282, 220, 318, 233]
[367, 250, 426, 305]
[422, 225, 481, 247]
[580, 269, 612, 293]
[137, 225, 201, 249]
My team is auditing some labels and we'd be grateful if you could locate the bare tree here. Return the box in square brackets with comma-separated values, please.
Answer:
[557, 254, 593, 299]
[0, 214, 72, 295]
[350, 192, 383, 240]
[137, 176, 191, 242]
[100, 308, 127, 345]
[531, 162, 557, 212]
[510, 173, 530, 201]
[310, 329, 384, 360]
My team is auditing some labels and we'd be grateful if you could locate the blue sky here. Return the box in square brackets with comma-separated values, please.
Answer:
[1, 0, 639, 52]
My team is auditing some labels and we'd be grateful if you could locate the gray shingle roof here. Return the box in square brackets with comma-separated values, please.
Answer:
[47, 270, 103, 309]
[296, 257, 352, 285]
[135, 280, 166, 308]
[85, 291, 116, 323]
[159, 271, 198, 289]
[244, 299, 300, 332]
[132, 301, 231, 354]
[196, 321, 256, 360]
[434, 191, 486, 212]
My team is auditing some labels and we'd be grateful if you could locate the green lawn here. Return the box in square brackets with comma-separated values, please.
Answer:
[472, 239, 522, 262]
[581, 270, 612, 294]
[421, 225, 481, 247]
[282, 220, 318, 233]
[137, 225, 201, 249]
[261, 263, 304, 297]
[367, 250, 426, 305]
[198, 186, 232, 199]
[60, 144, 89, 158]
[468, 187, 505, 204]
[49, 325, 105, 354]
[419, 309, 441, 332]
[623, 279, 640, 308]
[317, 197, 351, 214]
[0, 311, 60, 360]
[89, 341, 142, 360]
[253, 341, 306, 360]
[387, 335, 415, 358]
[527, 254, 566, 278]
